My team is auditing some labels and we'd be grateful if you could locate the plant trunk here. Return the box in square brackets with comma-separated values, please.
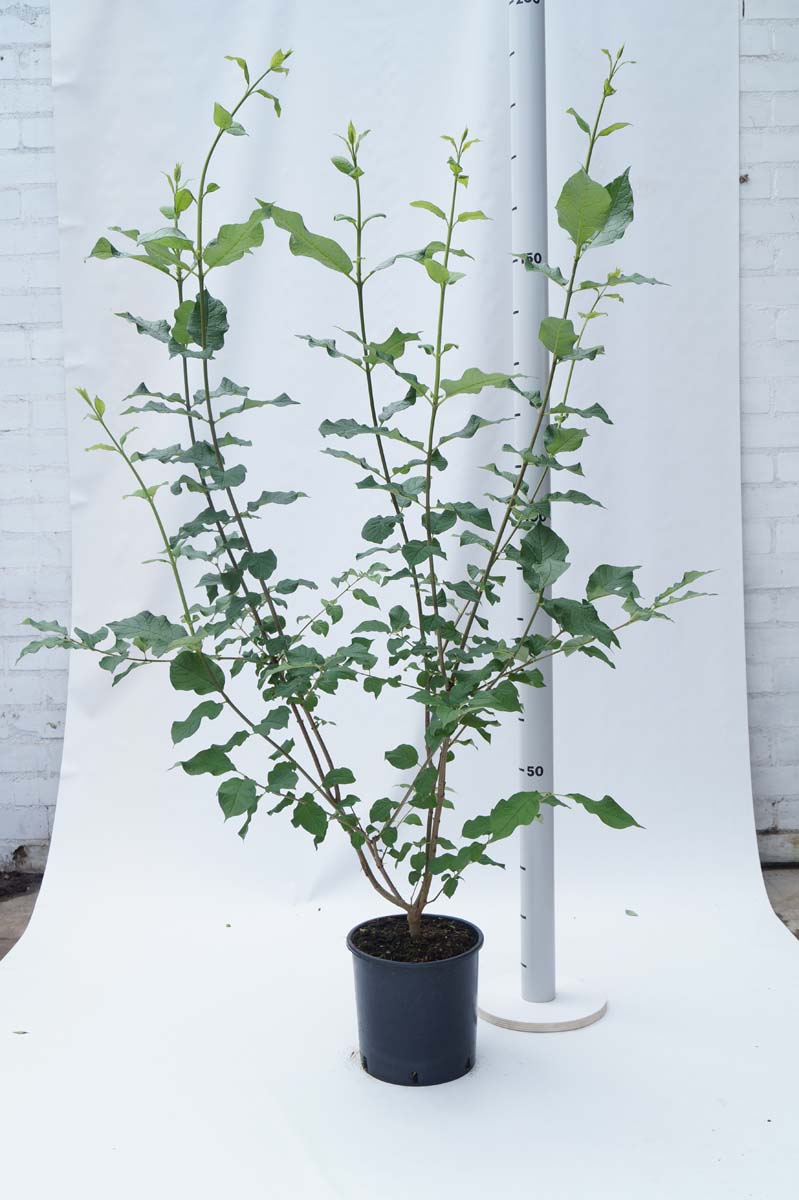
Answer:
[407, 907, 423, 940]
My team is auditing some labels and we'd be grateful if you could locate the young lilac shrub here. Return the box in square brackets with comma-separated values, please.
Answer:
[22, 47, 709, 940]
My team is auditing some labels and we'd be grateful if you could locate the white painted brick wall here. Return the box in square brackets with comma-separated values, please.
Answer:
[740, 1, 799, 863]
[0, 1, 67, 872]
[0, 3, 797, 869]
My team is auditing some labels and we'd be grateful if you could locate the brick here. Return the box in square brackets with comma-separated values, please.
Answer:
[773, 378, 799, 410]
[0, 115, 18, 147]
[774, 730, 799, 765]
[0, 9, 49, 44]
[746, 0, 799, 17]
[775, 236, 799, 268]
[744, 590, 775, 624]
[774, 93, 799, 127]
[17, 46, 50, 80]
[740, 23, 772, 56]
[0, 326, 27, 358]
[739, 163, 773, 197]
[749, 728, 773, 766]
[742, 339, 799, 376]
[0, 218, 56, 254]
[774, 798, 799, 828]
[744, 519, 773, 555]
[753, 766, 799, 799]
[740, 237, 774, 270]
[0, 397, 28, 429]
[772, 24, 799, 57]
[741, 306, 777, 342]
[741, 377, 771, 412]
[740, 61, 799, 93]
[742, 411, 799, 447]
[746, 625, 799, 662]
[744, 482, 799, 517]
[0, 531, 68, 568]
[745, 555, 799, 588]
[777, 451, 799, 480]
[0, 80, 51, 114]
[741, 451, 775, 483]
[776, 520, 799, 553]
[0, 499, 68, 533]
[741, 275, 799, 305]
[776, 309, 799, 339]
[741, 92, 773, 127]
[20, 113, 51, 147]
[31, 396, 64, 428]
[747, 660, 774, 692]
[0, 288, 59, 323]
[741, 200, 799, 235]
[19, 183, 55, 218]
[775, 165, 799, 196]
[0, 806, 49, 841]
[0, 147, 55, 184]
[0, 187, 19, 218]
[0, 360, 64, 396]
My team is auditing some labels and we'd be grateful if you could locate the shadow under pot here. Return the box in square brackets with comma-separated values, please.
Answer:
[346, 912, 484, 1086]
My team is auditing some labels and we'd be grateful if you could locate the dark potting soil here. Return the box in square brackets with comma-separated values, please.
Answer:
[0, 872, 43, 903]
[351, 915, 478, 963]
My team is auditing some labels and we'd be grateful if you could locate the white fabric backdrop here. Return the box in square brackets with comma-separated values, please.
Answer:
[1, 1, 797, 1196]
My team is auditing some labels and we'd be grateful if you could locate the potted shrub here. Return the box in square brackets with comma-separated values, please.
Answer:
[23, 47, 708, 1086]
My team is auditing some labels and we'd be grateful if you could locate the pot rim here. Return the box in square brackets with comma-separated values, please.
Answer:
[346, 912, 484, 967]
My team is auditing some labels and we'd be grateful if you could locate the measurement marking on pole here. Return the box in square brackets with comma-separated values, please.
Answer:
[526, 765, 545, 778]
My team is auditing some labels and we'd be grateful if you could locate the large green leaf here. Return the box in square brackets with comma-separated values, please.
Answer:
[586, 564, 640, 602]
[556, 169, 611, 248]
[543, 598, 618, 648]
[590, 169, 633, 248]
[515, 525, 570, 591]
[385, 744, 419, 770]
[203, 207, 269, 269]
[170, 650, 225, 695]
[260, 202, 353, 274]
[218, 776, 258, 819]
[440, 368, 519, 399]
[291, 795, 328, 846]
[539, 317, 577, 358]
[181, 745, 235, 777]
[107, 612, 186, 655]
[171, 700, 223, 744]
[566, 792, 641, 829]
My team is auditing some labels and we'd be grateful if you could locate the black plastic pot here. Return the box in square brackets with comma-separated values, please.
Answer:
[346, 913, 484, 1086]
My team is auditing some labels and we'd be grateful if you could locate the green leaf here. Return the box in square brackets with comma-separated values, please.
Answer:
[218, 776, 257, 820]
[170, 650, 225, 696]
[543, 598, 618, 647]
[457, 210, 489, 223]
[203, 207, 269, 269]
[323, 767, 356, 787]
[107, 611, 186, 655]
[171, 700, 223, 744]
[424, 258, 464, 287]
[484, 791, 542, 842]
[544, 424, 587, 455]
[224, 55, 250, 84]
[514, 524, 570, 591]
[254, 707, 291, 735]
[446, 501, 493, 531]
[260, 202, 353, 274]
[439, 414, 507, 444]
[441, 368, 519, 399]
[242, 549, 277, 581]
[89, 236, 120, 260]
[566, 107, 591, 134]
[181, 745, 234, 777]
[367, 328, 420, 364]
[330, 155, 362, 178]
[291, 796, 328, 846]
[410, 199, 446, 220]
[385, 744, 419, 770]
[539, 316, 577, 358]
[116, 312, 171, 344]
[255, 89, 281, 117]
[590, 169, 633, 248]
[586, 564, 640, 602]
[267, 761, 298, 792]
[598, 121, 631, 138]
[520, 258, 567, 287]
[556, 168, 612, 248]
[655, 569, 714, 604]
[213, 102, 233, 131]
[566, 793, 641, 830]
[362, 515, 398, 544]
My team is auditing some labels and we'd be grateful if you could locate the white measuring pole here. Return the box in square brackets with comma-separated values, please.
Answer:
[509, 0, 555, 1004]
[478, 0, 607, 1032]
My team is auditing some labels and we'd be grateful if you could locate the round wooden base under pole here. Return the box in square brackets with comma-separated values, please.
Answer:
[478, 977, 607, 1033]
